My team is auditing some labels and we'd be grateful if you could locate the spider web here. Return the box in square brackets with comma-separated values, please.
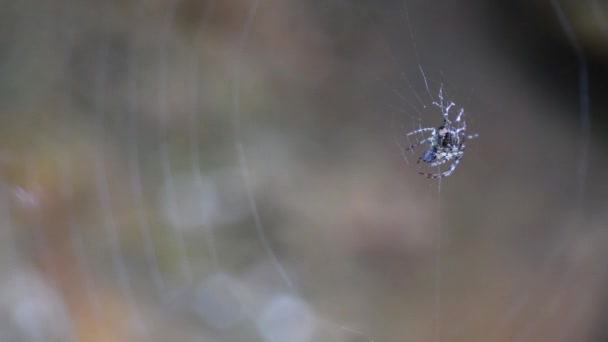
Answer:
[386, 0, 603, 341]
[0, 0, 606, 341]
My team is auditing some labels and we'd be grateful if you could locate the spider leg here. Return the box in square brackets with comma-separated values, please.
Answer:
[455, 108, 464, 122]
[406, 127, 435, 137]
[419, 140, 467, 178]
[432, 86, 459, 125]
[441, 108, 453, 125]
[405, 135, 434, 151]
[445, 102, 455, 118]
[429, 156, 451, 167]
[418, 155, 462, 178]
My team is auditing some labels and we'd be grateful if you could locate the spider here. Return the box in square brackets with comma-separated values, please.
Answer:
[404, 91, 478, 178]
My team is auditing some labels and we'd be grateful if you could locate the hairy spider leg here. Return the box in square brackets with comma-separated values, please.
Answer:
[455, 108, 464, 122]
[405, 135, 435, 151]
[406, 127, 435, 137]
[419, 139, 467, 178]
[431, 85, 458, 125]
[431, 85, 445, 112]
[428, 153, 460, 167]
[444, 102, 455, 119]
[457, 126, 479, 141]
[419, 156, 462, 178]
[419, 156, 447, 167]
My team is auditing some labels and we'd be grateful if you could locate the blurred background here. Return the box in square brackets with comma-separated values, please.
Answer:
[0, 0, 607, 341]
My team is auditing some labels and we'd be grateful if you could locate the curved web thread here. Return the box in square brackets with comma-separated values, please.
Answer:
[0, 1, 543, 340]
[394, 69, 433, 166]
[383, 6, 447, 330]
[58, 18, 103, 332]
[28, 8, 154, 336]
[188, 0, 220, 271]
[397, 4, 471, 336]
[137, 0, 222, 304]
[157, 0, 194, 285]
[114, 1, 400, 339]
[93, 37, 147, 336]
[230, 0, 297, 292]
[511, 1, 594, 341]
[126, 2, 166, 296]
[228, 1, 376, 341]
[122, 0, 228, 333]
[396, 67, 446, 342]
[302, 14, 477, 340]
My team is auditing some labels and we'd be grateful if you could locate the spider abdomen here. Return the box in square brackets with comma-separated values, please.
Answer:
[421, 150, 436, 163]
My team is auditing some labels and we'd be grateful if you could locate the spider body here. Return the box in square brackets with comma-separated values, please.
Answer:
[404, 91, 477, 178]
[421, 149, 436, 163]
